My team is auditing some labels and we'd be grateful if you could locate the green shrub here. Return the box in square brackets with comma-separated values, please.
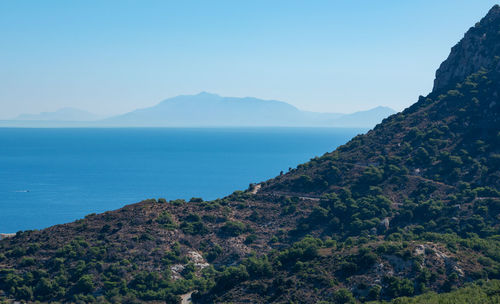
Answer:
[383, 276, 414, 298]
[220, 221, 246, 236]
[156, 211, 178, 230]
[180, 221, 207, 235]
[331, 288, 356, 304]
[213, 265, 249, 293]
[20, 257, 36, 267]
[15, 285, 33, 300]
[74, 275, 94, 294]
[244, 234, 258, 244]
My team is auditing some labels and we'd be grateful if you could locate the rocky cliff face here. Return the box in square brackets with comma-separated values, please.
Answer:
[434, 5, 500, 91]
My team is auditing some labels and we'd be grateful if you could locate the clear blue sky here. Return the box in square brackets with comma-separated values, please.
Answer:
[0, 1, 498, 119]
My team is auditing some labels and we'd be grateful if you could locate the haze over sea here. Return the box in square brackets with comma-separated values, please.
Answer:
[0, 127, 363, 233]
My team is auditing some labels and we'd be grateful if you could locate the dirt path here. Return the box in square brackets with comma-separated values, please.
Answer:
[181, 291, 194, 304]
[475, 197, 500, 200]
[298, 196, 320, 201]
[262, 190, 323, 201]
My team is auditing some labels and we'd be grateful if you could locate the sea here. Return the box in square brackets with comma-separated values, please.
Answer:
[0, 127, 364, 233]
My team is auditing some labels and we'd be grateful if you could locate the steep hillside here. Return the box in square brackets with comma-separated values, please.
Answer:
[1, 5, 500, 304]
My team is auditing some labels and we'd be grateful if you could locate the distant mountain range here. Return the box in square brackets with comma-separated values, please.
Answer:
[101, 92, 395, 127]
[14, 107, 104, 122]
[3, 93, 395, 128]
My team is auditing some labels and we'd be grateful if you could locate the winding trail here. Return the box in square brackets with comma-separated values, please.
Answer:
[181, 291, 193, 304]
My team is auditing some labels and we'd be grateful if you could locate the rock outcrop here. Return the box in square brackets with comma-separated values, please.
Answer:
[434, 5, 500, 91]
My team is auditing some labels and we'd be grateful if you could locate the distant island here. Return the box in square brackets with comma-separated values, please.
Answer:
[2, 93, 395, 128]
[13, 107, 104, 122]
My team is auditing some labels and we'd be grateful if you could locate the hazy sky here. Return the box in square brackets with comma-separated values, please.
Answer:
[0, 1, 498, 119]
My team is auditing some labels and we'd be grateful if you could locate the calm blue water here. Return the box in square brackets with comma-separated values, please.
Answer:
[0, 128, 363, 232]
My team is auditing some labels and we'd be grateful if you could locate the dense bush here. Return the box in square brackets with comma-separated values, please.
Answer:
[156, 211, 178, 230]
[220, 221, 247, 236]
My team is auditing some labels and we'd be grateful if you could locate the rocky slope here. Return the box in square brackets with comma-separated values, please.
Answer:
[434, 5, 500, 91]
[1, 5, 500, 304]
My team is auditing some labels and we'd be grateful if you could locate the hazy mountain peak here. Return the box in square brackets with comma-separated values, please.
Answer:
[103, 93, 394, 127]
[196, 91, 219, 97]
